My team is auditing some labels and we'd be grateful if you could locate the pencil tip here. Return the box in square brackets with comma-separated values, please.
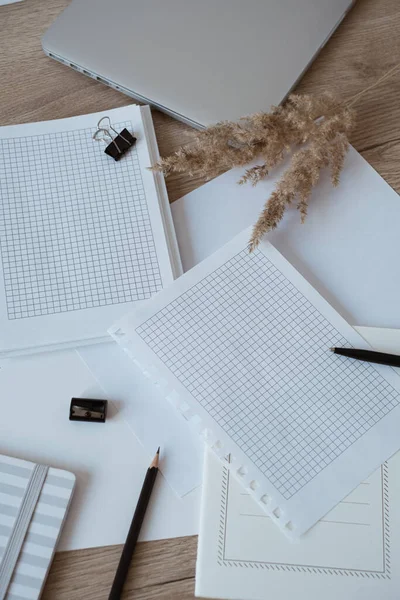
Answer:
[150, 448, 160, 469]
[330, 347, 335, 352]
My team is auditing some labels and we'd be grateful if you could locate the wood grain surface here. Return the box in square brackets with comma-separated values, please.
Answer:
[0, 0, 399, 598]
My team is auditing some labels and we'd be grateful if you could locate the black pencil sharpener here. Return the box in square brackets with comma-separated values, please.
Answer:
[69, 398, 108, 423]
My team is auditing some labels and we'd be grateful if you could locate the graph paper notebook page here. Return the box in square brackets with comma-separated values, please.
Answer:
[0, 104, 180, 357]
[196, 448, 400, 600]
[0, 454, 75, 600]
[110, 228, 400, 539]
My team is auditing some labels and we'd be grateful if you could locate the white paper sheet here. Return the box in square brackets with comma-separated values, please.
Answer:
[0, 351, 200, 551]
[77, 341, 204, 497]
[110, 228, 400, 538]
[197, 446, 400, 600]
[356, 327, 400, 354]
[172, 146, 400, 329]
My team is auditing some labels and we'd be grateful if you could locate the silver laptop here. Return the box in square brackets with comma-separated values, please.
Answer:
[42, 0, 354, 128]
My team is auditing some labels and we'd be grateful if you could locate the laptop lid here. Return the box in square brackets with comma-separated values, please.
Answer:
[42, 0, 354, 127]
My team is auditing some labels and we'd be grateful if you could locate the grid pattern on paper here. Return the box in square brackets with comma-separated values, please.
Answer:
[136, 249, 400, 500]
[0, 122, 162, 320]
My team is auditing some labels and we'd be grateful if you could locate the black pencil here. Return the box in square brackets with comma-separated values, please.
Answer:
[330, 347, 400, 368]
[108, 448, 160, 600]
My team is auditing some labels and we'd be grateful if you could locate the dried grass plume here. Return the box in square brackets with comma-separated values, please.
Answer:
[151, 93, 356, 250]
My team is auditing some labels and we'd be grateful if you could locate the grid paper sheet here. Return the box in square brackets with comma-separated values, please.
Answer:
[111, 228, 400, 539]
[0, 122, 161, 319]
[0, 105, 176, 355]
[136, 250, 398, 500]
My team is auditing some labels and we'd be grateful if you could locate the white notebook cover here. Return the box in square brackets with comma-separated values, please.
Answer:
[0, 104, 181, 357]
[0, 454, 75, 600]
[109, 228, 400, 539]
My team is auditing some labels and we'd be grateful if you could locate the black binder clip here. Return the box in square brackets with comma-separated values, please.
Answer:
[93, 116, 136, 161]
[69, 398, 108, 423]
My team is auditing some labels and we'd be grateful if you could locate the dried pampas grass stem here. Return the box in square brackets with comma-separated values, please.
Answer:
[152, 92, 355, 250]
[152, 62, 400, 250]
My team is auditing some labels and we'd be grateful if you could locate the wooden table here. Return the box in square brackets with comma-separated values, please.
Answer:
[1, 1, 399, 598]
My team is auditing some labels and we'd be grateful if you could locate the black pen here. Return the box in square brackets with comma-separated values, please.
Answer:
[108, 448, 160, 600]
[330, 347, 400, 368]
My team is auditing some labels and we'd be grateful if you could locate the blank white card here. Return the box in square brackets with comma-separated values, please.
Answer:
[110, 228, 400, 539]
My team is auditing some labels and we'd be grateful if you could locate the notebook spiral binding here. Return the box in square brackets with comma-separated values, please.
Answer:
[110, 327, 297, 540]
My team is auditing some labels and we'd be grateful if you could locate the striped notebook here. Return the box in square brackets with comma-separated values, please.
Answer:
[0, 454, 75, 600]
